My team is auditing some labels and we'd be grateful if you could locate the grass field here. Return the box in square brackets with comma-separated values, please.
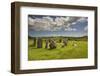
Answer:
[28, 37, 88, 60]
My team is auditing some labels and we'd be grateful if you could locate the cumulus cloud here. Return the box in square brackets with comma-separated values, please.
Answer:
[28, 16, 87, 31]
[77, 17, 87, 22]
[28, 17, 35, 25]
[84, 26, 88, 31]
[64, 27, 77, 31]
[28, 16, 53, 31]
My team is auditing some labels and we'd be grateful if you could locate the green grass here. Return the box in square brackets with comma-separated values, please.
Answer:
[28, 38, 88, 60]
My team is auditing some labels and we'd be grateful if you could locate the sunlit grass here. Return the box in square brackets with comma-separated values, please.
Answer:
[28, 38, 88, 60]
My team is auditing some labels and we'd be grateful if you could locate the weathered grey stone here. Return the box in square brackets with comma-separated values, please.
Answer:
[37, 38, 42, 48]
[49, 39, 56, 49]
[33, 38, 36, 47]
[45, 39, 49, 48]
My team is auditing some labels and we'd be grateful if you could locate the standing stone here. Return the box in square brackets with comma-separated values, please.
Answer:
[45, 39, 49, 48]
[49, 39, 56, 49]
[59, 39, 62, 43]
[33, 37, 36, 47]
[37, 38, 42, 48]
[62, 39, 67, 47]
[64, 39, 67, 46]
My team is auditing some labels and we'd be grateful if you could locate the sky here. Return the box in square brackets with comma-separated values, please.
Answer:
[28, 15, 88, 37]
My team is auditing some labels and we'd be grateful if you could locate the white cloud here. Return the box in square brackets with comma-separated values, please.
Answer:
[71, 22, 77, 25]
[77, 17, 87, 22]
[28, 16, 53, 31]
[28, 17, 35, 25]
[84, 26, 88, 31]
[28, 16, 87, 31]
[64, 27, 77, 31]
[55, 17, 64, 26]
[42, 16, 53, 23]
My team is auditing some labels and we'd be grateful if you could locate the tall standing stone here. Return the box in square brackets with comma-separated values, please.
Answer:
[33, 37, 36, 47]
[37, 38, 42, 48]
[45, 39, 49, 48]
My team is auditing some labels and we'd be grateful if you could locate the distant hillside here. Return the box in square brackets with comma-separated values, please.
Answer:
[67, 36, 88, 41]
[28, 35, 88, 41]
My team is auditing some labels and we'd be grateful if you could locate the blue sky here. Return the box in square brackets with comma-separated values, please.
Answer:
[28, 15, 88, 37]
